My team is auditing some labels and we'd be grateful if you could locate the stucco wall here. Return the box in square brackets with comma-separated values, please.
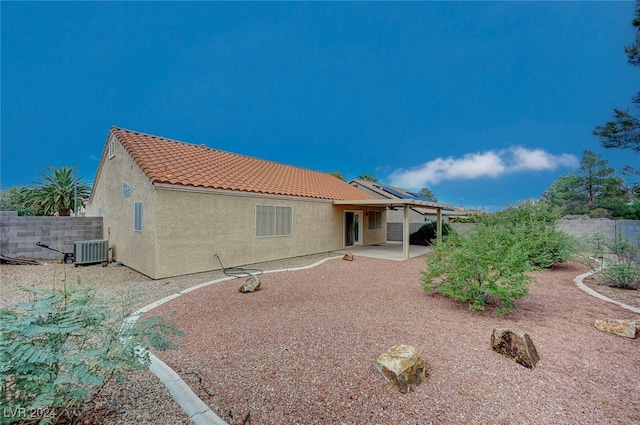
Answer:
[85, 137, 158, 278]
[152, 188, 387, 278]
[85, 137, 388, 279]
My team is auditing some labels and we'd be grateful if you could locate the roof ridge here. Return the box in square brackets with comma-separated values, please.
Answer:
[111, 126, 335, 176]
[107, 127, 375, 200]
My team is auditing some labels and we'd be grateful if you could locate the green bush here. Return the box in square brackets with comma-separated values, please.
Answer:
[420, 200, 576, 314]
[0, 278, 185, 424]
[580, 233, 640, 289]
[421, 226, 534, 314]
[482, 200, 575, 268]
[409, 222, 452, 246]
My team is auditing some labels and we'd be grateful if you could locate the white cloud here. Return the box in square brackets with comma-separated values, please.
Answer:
[388, 146, 578, 189]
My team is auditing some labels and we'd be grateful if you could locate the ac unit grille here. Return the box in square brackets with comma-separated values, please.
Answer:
[74, 240, 109, 265]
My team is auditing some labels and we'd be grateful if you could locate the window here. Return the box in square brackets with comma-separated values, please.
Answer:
[368, 210, 383, 230]
[108, 137, 116, 159]
[122, 182, 131, 197]
[134, 202, 143, 232]
[256, 205, 292, 237]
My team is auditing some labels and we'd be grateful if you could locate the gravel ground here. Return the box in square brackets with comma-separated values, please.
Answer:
[149, 256, 640, 425]
[0, 253, 339, 424]
[2, 254, 639, 424]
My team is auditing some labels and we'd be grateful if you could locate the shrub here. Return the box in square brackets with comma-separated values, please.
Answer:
[420, 200, 576, 314]
[421, 226, 534, 314]
[588, 208, 610, 219]
[409, 222, 452, 246]
[0, 277, 184, 424]
[580, 233, 640, 289]
[482, 200, 575, 268]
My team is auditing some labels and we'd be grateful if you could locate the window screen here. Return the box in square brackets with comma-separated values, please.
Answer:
[256, 205, 292, 237]
[368, 210, 383, 230]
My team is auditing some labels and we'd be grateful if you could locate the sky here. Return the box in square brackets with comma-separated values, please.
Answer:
[1, 1, 638, 211]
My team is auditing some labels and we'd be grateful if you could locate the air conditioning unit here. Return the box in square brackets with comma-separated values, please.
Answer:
[74, 239, 109, 265]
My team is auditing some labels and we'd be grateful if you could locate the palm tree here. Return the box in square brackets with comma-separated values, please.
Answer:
[329, 171, 346, 181]
[0, 186, 45, 216]
[358, 174, 379, 183]
[27, 166, 91, 216]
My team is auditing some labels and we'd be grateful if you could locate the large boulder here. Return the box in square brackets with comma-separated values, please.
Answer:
[491, 328, 539, 369]
[375, 344, 428, 393]
[342, 252, 354, 261]
[594, 318, 639, 339]
[238, 275, 261, 293]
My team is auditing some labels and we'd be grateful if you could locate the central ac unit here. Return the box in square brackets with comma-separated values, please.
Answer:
[74, 239, 109, 265]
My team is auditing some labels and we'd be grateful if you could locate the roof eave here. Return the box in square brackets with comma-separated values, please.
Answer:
[333, 199, 452, 209]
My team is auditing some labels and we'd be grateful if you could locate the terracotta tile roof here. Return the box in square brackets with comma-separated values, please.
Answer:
[110, 127, 376, 201]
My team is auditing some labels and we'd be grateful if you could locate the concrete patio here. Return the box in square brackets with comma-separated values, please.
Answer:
[337, 241, 433, 261]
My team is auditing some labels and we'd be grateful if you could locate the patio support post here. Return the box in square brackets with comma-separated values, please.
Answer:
[403, 203, 410, 260]
[436, 208, 443, 246]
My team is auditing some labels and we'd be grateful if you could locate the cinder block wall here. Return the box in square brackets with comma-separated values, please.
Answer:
[556, 219, 640, 244]
[0, 211, 103, 261]
[451, 219, 639, 245]
[387, 222, 424, 242]
[556, 218, 617, 242]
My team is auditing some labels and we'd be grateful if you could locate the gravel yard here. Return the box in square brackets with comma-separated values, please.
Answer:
[2, 254, 639, 424]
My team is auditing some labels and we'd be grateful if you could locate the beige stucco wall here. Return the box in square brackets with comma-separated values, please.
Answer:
[360, 207, 387, 245]
[86, 137, 388, 279]
[153, 187, 373, 278]
[85, 137, 158, 278]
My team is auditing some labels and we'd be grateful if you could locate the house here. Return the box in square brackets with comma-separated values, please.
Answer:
[349, 179, 464, 241]
[86, 127, 395, 279]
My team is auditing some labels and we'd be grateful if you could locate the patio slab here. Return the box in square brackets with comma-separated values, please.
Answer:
[336, 241, 432, 261]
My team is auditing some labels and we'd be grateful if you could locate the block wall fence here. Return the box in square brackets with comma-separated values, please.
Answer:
[450, 219, 640, 245]
[1, 210, 637, 262]
[1, 211, 103, 261]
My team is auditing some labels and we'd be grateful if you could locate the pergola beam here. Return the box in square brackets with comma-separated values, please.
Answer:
[333, 198, 451, 259]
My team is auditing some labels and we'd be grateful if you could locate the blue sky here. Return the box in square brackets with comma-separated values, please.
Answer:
[1, 1, 637, 211]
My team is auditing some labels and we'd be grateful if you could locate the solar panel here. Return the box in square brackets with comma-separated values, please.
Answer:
[407, 191, 435, 203]
[372, 183, 438, 204]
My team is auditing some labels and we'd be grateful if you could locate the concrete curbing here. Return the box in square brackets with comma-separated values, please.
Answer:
[148, 352, 227, 425]
[573, 270, 640, 314]
[126, 255, 343, 425]
[127, 254, 638, 423]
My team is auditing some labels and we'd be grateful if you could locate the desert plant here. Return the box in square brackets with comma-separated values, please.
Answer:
[482, 200, 575, 268]
[420, 200, 575, 314]
[580, 233, 640, 289]
[409, 222, 452, 246]
[0, 277, 184, 424]
[421, 226, 534, 314]
[25, 166, 91, 216]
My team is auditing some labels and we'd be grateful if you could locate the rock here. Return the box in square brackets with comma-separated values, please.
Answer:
[491, 328, 539, 369]
[343, 252, 354, 261]
[238, 275, 261, 293]
[594, 319, 639, 339]
[375, 344, 427, 393]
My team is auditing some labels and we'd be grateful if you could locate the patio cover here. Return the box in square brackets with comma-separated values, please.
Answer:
[332, 199, 452, 260]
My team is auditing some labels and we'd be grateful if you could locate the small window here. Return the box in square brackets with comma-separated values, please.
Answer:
[108, 140, 115, 159]
[256, 205, 292, 237]
[122, 182, 131, 197]
[134, 202, 143, 232]
[368, 210, 383, 230]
